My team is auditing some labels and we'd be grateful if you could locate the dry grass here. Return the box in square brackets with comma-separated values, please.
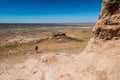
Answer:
[0, 24, 93, 55]
[2, 31, 92, 55]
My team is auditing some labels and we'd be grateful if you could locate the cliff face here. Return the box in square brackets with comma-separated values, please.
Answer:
[82, 0, 120, 79]
[93, 0, 120, 40]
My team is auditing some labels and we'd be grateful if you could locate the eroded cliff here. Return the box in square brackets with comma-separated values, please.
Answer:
[93, 0, 120, 40]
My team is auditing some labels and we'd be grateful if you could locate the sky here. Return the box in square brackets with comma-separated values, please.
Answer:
[0, 0, 102, 23]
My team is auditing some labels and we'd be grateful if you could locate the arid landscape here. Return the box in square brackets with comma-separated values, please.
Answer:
[0, 0, 120, 80]
[0, 24, 94, 80]
[0, 24, 93, 56]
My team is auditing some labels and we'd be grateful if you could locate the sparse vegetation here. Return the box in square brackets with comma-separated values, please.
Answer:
[0, 24, 93, 55]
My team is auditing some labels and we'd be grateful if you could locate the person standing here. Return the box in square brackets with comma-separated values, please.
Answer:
[35, 46, 39, 53]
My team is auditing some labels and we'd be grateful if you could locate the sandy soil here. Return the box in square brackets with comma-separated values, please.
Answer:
[0, 48, 80, 80]
[0, 38, 120, 80]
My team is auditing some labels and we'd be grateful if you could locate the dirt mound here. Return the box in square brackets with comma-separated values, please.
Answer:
[47, 32, 83, 42]
[34, 32, 83, 43]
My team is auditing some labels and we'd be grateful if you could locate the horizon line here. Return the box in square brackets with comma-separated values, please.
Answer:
[0, 22, 95, 24]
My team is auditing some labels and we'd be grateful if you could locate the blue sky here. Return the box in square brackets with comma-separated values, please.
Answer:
[0, 0, 102, 23]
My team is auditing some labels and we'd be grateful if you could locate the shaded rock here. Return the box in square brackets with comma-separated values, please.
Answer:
[52, 32, 67, 39]
[93, 0, 120, 40]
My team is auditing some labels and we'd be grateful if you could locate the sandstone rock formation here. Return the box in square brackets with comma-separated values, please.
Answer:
[93, 0, 120, 40]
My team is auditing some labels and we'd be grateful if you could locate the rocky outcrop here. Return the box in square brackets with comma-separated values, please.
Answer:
[48, 32, 83, 42]
[93, 0, 120, 40]
[52, 32, 67, 39]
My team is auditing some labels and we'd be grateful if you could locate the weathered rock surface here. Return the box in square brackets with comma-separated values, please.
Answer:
[93, 0, 120, 40]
